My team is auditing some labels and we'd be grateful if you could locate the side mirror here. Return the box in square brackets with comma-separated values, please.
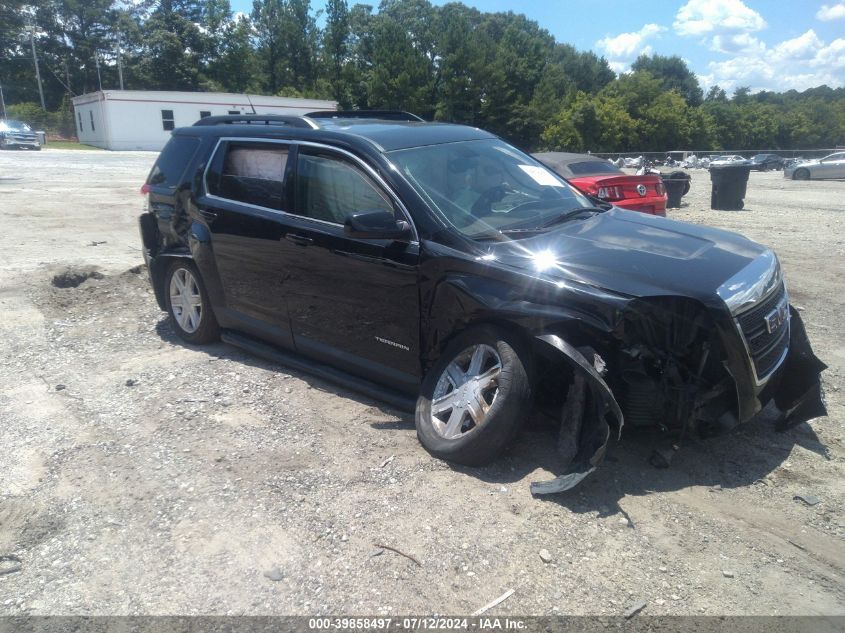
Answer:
[344, 210, 412, 241]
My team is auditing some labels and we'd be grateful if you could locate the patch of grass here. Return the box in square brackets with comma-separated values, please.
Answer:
[43, 140, 104, 151]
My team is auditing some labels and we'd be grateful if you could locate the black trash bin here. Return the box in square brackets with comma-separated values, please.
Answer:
[709, 164, 751, 210]
[661, 171, 691, 209]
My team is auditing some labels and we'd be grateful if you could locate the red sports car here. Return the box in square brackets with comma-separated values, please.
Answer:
[533, 152, 667, 216]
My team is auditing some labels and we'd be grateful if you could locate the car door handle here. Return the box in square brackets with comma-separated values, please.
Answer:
[284, 233, 313, 247]
[198, 209, 218, 222]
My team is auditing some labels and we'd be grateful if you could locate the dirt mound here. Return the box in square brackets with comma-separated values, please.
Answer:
[51, 267, 104, 288]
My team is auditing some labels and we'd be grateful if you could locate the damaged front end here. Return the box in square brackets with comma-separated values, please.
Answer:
[530, 291, 826, 496]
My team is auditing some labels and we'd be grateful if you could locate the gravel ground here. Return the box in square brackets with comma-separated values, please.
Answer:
[0, 149, 842, 616]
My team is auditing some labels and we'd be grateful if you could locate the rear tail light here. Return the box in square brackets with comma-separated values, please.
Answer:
[596, 185, 624, 201]
[141, 183, 150, 212]
[655, 182, 665, 195]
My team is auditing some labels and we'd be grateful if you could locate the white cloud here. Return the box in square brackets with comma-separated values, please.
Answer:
[699, 31, 845, 92]
[811, 38, 845, 69]
[710, 33, 766, 55]
[774, 30, 824, 60]
[596, 24, 665, 59]
[607, 60, 629, 75]
[674, 0, 766, 37]
[816, 3, 845, 20]
[700, 56, 840, 93]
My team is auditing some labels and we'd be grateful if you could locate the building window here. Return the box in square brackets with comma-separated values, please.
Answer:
[228, 110, 240, 115]
[199, 111, 211, 119]
[161, 110, 175, 131]
[78, 111, 83, 132]
[89, 110, 95, 132]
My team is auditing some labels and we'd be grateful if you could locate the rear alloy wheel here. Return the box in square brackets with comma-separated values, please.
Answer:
[416, 327, 530, 466]
[164, 260, 219, 344]
[793, 168, 810, 180]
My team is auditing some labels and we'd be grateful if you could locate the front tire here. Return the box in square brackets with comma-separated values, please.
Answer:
[164, 260, 219, 344]
[793, 168, 810, 180]
[415, 326, 531, 466]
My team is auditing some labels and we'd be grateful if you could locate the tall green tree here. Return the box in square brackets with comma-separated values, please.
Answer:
[137, 0, 207, 90]
[323, 0, 351, 103]
[631, 53, 703, 106]
[366, 12, 433, 114]
[432, 2, 485, 124]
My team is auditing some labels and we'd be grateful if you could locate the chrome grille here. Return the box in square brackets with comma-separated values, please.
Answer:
[735, 282, 789, 380]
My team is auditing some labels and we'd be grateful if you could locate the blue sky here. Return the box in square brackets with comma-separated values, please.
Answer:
[230, 0, 845, 93]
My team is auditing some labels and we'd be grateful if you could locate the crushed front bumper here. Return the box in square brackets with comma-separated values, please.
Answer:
[529, 307, 826, 495]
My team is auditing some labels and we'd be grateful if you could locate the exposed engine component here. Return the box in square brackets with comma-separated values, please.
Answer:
[616, 298, 732, 436]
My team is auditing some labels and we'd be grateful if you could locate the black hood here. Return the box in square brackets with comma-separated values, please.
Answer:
[487, 208, 767, 304]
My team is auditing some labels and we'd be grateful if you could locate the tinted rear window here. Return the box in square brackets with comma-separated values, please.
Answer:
[148, 136, 200, 187]
[567, 161, 622, 176]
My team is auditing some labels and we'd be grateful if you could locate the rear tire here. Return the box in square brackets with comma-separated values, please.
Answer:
[415, 326, 531, 466]
[793, 168, 810, 180]
[163, 260, 219, 344]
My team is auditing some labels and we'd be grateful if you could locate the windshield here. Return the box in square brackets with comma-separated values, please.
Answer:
[1, 120, 31, 131]
[389, 139, 593, 239]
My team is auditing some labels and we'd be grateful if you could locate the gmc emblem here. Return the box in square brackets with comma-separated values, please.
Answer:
[764, 298, 789, 334]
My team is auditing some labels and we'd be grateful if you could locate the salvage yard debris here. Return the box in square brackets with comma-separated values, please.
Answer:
[0, 555, 22, 576]
[373, 543, 421, 567]
[471, 589, 515, 616]
[793, 493, 821, 506]
[623, 600, 647, 619]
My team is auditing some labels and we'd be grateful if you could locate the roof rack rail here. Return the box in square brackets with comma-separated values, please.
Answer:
[193, 114, 318, 129]
[306, 110, 424, 122]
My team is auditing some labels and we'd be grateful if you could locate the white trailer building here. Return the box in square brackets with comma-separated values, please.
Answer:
[71, 90, 337, 151]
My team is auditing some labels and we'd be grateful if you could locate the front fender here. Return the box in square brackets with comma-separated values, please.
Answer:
[530, 334, 624, 495]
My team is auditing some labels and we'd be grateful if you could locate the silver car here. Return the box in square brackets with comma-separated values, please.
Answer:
[709, 154, 749, 167]
[784, 152, 845, 180]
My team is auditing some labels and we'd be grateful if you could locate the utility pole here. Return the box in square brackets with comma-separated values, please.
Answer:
[116, 31, 124, 90]
[64, 59, 71, 96]
[29, 23, 46, 111]
[0, 77, 6, 119]
[95, 52, 103, 91]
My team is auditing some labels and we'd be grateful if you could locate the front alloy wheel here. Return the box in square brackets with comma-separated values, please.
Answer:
[416, 326, 530, 466]
[430, 344, 502, 439]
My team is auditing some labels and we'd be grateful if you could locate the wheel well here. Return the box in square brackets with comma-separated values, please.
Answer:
[424, 319, 533, 375]
[424, 318, 606, 409]
[150, 252, 193, 311]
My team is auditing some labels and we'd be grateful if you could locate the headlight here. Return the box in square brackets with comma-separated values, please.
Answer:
[716, 250, 782, 314]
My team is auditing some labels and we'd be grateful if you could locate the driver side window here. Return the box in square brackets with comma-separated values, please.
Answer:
[296, 152, 393, 224]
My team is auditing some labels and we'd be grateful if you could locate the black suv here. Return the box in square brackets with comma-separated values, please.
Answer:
[139, 112, 826, 493]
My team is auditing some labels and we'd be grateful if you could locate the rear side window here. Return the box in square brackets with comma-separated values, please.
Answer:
[208, 142, 289, 211]
[148, 136, 201, 187]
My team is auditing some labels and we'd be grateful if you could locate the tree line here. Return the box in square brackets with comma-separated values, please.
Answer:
[2, 0, 843, 151]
